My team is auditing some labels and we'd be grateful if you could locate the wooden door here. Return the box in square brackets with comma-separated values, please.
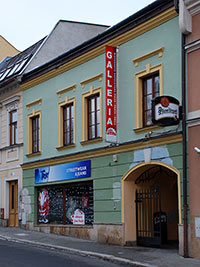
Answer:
[8, 180, 18, 227]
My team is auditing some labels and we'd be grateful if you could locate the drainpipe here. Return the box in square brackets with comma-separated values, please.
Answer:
[181, 32, 188, 258]
[175, 0, 188, 257]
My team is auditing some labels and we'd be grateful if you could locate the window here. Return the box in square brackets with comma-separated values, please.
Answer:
[87, 94, 100, 140]
[134, 64, 163, 131]
[81, 87, 102, 144]
[63, 103, 74, 146]
[37, 181, 93, 225]
[26, 109, 41, 156]
[9, 110, 17, 145]
[32, 115, 40, 153]
[142, 74, 160, 127]
[57, 97, 75, 150]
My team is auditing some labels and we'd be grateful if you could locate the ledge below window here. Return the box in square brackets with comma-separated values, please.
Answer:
[80, 137, 102, 146]
[134, 125, 162, 134]
[56, 143, 76, 151]
[26, 151, 41, 158]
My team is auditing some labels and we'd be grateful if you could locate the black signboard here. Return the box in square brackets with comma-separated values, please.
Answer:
[152, 96, 181, 126]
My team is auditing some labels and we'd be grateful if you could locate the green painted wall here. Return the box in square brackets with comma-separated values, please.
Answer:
[23, 17, 181, 164]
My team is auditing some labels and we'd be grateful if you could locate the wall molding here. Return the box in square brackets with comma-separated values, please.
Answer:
[133, 47, 164, 67]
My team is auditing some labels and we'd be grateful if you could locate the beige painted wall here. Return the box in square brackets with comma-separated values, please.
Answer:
[0, 88, 23, 221]
[0, 36, 19, 61]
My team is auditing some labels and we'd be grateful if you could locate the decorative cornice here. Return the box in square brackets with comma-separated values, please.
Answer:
[26, 98, 42, 110]
[21, 7, 177, 91]
[56, 84, 76, 97]
[184, 0, 200, 15]
[80, 73, 103, 88]
[133, 47, 164, 67]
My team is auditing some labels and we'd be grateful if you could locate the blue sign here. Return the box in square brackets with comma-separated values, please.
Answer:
[35, 160, 91, 184]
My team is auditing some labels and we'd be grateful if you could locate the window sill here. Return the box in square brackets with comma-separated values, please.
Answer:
[80, 137, 102, 146]
[26, 151, 41, 158]
[134, 125, 162, 134]
[56, 143, 76, 151]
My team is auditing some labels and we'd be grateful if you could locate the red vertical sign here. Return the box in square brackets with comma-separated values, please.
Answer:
[105, 46, 117, 143]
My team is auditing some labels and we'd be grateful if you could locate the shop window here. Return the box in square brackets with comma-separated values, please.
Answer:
[81, 87, 102, 144]
[37, 181, 93, 225]
[134, 64, 163, 131]
[9, 109, 18, 145]
[57, 97, 75, 150]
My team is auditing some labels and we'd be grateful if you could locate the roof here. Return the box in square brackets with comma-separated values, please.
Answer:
[0, 37, 45, 88]
[24, 20, 109, 73]
[22, 0, 176, 84]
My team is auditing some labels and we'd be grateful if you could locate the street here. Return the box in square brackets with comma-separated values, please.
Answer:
[0, 239, 122, 267]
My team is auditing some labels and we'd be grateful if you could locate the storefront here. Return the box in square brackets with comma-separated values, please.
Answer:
[34, 160, 93, 226]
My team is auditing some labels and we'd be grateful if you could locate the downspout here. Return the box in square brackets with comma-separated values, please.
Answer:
[182, 32, 188, 258]
[175, 0, 188, 257]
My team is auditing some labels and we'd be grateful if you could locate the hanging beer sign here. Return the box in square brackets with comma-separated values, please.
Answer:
[152, 96, 180, 126]
[105, 45, 117, 143]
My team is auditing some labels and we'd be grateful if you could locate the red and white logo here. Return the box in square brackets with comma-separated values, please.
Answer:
[71, 209, 85, 225]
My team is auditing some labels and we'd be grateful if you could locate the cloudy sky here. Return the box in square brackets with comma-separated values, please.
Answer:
[1, 0, 154, 51]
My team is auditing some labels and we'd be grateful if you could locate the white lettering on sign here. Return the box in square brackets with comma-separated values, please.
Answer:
[105, 46, 117, 143]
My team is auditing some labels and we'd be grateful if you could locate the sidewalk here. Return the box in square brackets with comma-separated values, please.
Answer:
[0, 227, 200, 267]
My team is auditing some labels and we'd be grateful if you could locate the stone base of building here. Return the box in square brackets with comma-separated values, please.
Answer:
[178, 224, 191, 257]
[189, 216, 200, 259]
[0, 219, 8, 227]
[21, 222, 124, 245]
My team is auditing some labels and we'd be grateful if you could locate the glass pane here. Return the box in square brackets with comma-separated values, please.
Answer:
[97, 110, 100, 124]
[91, 112, 95, 125]
[147, 95, 152, 110]
[71, 131, 74, 144]
[91, 98, 95, 112]
[97, 124, 100, 137]
[67, 107, 70, 119]
[96, 95, 100, 110]
[38, 187, 63, 224]
[145, 110, 152, 126]
[154, 76, 160, 97]
[67, 119, 70, 130]
[65, 181, 93, 225]
[11, 126, 15, 144]
[146, 78, 152, 95]
[71, 106, 74, 118]
[12, 111, 17, 122]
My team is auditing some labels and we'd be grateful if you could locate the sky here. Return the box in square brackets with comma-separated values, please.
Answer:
[1, 0, 155, 52]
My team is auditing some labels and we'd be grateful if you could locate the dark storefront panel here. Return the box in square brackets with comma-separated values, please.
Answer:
[37, 181, 93, 225]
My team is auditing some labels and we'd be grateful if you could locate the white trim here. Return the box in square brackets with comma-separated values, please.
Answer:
[179, 0, 192, 34]
[6, 102, 18, 146]
[184, 0, 200, 15]
[2, 95, 20, 106]
[185, 39, 200, 53]
[188, 110, 200, 120]
[0, 165, 21, 172]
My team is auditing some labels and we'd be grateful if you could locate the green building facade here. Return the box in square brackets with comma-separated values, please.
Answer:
[21, 0, 184, 252]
